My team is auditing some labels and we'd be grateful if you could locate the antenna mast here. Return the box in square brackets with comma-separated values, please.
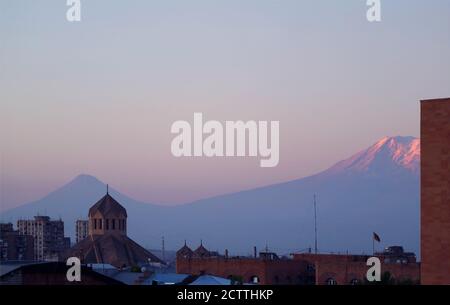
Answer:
[162, 236, 165, 262]
[314, 194, 318, 254]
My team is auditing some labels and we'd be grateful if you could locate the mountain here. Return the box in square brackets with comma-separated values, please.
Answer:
[0, 136, 420, 256]
[324, 136, 420, 175]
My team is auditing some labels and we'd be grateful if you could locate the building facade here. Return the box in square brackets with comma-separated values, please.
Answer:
[294, 246, 420, 285]
[421, 97, 450, 285]
[176, 243, 420, 285]
[176, 243, 315, 285]
[75, 220, 89, 243]
[0, 223, 34, 261]
[17, 216, 70, 261]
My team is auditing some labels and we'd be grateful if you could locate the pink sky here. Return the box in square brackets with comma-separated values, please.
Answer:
[1, 1, 449, 210]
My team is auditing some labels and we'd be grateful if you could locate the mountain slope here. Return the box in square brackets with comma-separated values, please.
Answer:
[324, 136, 420, 175]
[0, 136, 420, 256]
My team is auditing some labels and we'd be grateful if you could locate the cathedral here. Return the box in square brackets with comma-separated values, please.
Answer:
[66, 190, 162, 268]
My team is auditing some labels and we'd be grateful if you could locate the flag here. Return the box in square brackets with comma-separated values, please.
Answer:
[373, 232, 381, 242]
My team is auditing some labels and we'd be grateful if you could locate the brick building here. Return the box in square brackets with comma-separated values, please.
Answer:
[294, 246, 420, 285]
[17, 216, 70, 261]
[421, 97, 450, 285]
[0, 223, 34, 261]
[176, 243, 419, 285]
[176, 243, 314, 285]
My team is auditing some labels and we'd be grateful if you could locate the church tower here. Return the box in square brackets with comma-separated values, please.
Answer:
[67, 186, 163, 268]
[88, 188, 127, 236]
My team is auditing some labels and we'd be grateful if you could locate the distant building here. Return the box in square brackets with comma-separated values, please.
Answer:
[176, 243, 420, 285]
[176, 242, 314, 285]
[75, 220, 89, 243]
[294, 246, 420, 285]
[0, 223, 34, 261]
[421, 97, 450, 285]
[375, 246, 416, 264]
[0, 223, 14, 233]
[17, 216, 70, 261]
[66, 191, 163, 268]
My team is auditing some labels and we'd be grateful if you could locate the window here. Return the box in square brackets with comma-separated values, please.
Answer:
[326, 278, 337, 285]
[99, 219, 102, 230]
[112, 219, 115, 230]
[106, 219, 109, 230]
[250, 276, 259, 284]
[94, 219, 97, 230]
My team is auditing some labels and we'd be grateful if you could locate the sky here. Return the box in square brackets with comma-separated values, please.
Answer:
[1, 0, 450, 211]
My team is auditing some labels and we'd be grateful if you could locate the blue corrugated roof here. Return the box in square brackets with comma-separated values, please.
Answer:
[189, 275, 231, 285]
[143, 273, 190, 285]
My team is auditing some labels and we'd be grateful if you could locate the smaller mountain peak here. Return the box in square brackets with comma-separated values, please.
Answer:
[68, 174, 106, 190]
[72, 174, 103, 184]
[75, 174, 97, 179]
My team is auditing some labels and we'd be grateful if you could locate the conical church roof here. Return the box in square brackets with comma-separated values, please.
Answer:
[193, 242, 211, 258]
[88, 193, 127, 218]
[66, 234, 163, 268]
[176, 241, 194, 258]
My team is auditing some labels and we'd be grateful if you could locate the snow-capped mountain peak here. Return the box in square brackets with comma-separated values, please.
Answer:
[324, 136, 420, 175]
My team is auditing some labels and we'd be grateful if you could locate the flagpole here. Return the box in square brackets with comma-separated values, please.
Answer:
[314, 194, 318, 254]
[372, 237, 375, 255]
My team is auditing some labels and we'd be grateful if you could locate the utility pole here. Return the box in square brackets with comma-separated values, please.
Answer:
[162, 236, 165, 262]
[314, 194, 318, 254]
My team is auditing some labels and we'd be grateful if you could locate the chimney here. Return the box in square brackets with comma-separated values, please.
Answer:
[254, 246, 257, 258]
[225, 249, 228, 258]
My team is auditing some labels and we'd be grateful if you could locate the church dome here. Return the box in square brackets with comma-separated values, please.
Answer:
[193, 242, 211, 258]
[88, 193, 127, 218]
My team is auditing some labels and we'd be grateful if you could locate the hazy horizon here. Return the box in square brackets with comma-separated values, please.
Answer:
[1, 134, 419, 211]
[1, 1, 450, 210]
